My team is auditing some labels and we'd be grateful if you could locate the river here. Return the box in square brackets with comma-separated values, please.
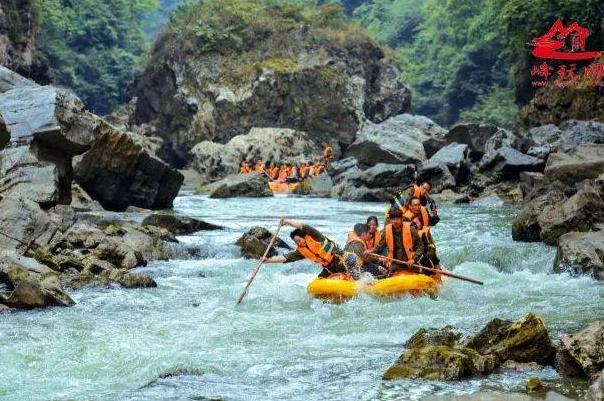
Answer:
[1, 193, 603, 401]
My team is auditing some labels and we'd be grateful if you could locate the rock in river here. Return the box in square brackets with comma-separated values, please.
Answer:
[74, 124, 184, 211]
[553, 228, 604, 281]
[0, 254, 74, 309]
[142, 213, 222, 235]
[235, 226, 291, 259]
[544, 145, 604, 186]
[199, 173, 273, 198]
[465, 313, 556, 366]
[346, 114, 446, 167]
[384, 325, 497, 381]
[555, 321, 604, 380]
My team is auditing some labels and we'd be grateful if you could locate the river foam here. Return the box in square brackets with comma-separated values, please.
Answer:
[1, 195, 602, 400]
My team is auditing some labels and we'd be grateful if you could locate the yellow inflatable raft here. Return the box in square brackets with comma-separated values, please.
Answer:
[307, 271, 442, 302]
[306, 274, 358, 304]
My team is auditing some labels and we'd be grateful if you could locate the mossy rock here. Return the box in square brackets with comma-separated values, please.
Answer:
[383, 345, 498, 381]
[405, 326, 461, 349]
[465, 313, 556, 365]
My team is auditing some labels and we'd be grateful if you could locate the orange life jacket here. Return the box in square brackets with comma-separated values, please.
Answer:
[255, 163, 264, 173]
[323, 146, 333, 159]
[411, 184, 425, 198]
[278, 168, 288, 182]
[365, 230, 381, 250]
[403, 207, 430, 229]
[384, 222, 414, 262]
[297, 235, 337, 267]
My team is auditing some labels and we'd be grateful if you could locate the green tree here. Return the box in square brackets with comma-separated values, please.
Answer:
[37, 0, 159, 115]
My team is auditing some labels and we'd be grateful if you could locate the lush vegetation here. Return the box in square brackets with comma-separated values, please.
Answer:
[36, 0, 160, 114]
[351, 0, 603, 128]
[34, 0, 603, 125]
[154, 0, 374, 88]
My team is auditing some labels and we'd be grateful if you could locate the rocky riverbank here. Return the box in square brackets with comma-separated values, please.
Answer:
[384, 314, 604, 400]
[0, 66, 227, 312]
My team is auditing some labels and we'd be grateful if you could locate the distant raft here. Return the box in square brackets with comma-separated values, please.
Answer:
[268, 181, 300, 195]
[307, 271, 442, 303]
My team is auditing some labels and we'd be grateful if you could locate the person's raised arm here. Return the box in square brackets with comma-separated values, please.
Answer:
[280, 218, 303, 230]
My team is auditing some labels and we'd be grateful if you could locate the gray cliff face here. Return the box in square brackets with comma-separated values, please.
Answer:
[127, 21, 411, 166]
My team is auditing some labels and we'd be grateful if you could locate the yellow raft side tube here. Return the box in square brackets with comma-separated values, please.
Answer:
[307, 272, 441, 302]
[307, 277, 358, 304]
[366, 273, 441, 298]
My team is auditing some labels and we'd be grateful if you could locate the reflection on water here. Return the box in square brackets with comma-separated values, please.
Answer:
[1, 195, 602, 401]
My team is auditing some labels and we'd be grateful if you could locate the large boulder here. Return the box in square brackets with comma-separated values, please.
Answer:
[127, 3, 411, 165]
[555, 321, 604, 380]
[384, 326, 497, 381]
[0, 194, 61, 253]
[199, 173, 272, 198]
[512, 189, 567, 242]
[465, 314, 556, 366]
[479, 147, 545, 180]
[291, 173, 333, 197]
[346, 114, 446, 167]
[586, 369, 604, 401]
[191, 127, 321, 183]
[554, 229, 604, 280]
[235, 226, 291, 259]
[74, 124, 184, 211]
[0, 146, 63, 207]
[538, 185, 604, 245]
[0, 67, 184, 211]
[0, 254, 74, 309]
[417, 163, 456, 193]
[420, 143, 470, 183]
[333, 163, 416, 202]
[525, 120, 604, 154]
[445, 123, 516, 159]
[383, 345, 497, 381]
[544, 145, 604, 186]
[142, 213, 222, 235]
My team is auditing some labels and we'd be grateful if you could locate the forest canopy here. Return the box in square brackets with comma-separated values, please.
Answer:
[34, 0, 604, 126]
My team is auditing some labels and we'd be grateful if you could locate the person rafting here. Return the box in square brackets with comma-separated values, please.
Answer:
[365, 216, 381, 251]
[412, 215, 441, 272]
[322, 142, 333, 168]
[260, 218, 349, 278]
[346, 223, 388, 278]
[403, 196, 439, 231]
[389, 182, 440, 227]
[374, 208, 424, 274]
[239, 160, 252, 174]
[254, 160, 265, 174]
[268, 162, 279, 180]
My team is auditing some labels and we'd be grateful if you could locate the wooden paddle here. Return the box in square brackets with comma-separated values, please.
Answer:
[236, 222, 284, 304]
[367, 253, 483, 285]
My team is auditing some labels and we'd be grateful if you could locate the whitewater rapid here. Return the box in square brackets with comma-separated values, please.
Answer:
[1, 194, 603, 401]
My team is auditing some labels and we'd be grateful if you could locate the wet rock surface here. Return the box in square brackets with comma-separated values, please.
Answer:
[555, 321, 604, 380]
[346, 114, 445, 168]
[384, 314, 556, 381]
[199, 173, 273, 198]
[235, 226, 291, 259]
